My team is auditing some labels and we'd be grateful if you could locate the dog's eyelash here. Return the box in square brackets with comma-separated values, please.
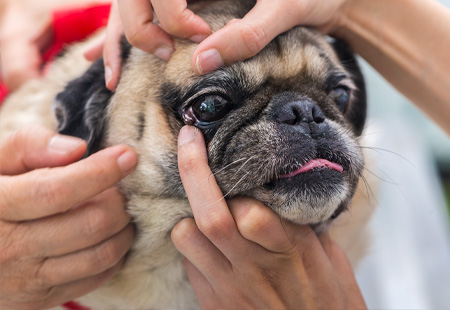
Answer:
[325, 73, 356, 92]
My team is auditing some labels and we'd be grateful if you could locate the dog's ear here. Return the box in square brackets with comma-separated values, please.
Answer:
[53, 58, 112, 156]
[330, 38, 367, 136]
[53, 36, 132, 156]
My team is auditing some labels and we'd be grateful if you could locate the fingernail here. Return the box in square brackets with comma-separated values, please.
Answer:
[154, 46, 174, 61]
[117, 151, 137, 175]
[178, 126, 198, 147]
[190, 34, 208, 43]
[196, 49, 224, 75]
[105, 66, 112, 84]
[48, 135, 84, 154]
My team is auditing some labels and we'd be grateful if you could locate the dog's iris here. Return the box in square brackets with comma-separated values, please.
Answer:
[331, 87, 350, 112]
[193, 95, 231, 122]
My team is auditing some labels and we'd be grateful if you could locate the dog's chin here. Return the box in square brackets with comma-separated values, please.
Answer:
[257, 167, 349, 225]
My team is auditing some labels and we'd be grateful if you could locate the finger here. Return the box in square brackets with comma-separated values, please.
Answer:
[103, 0, 124, 90]
[116, 0, 174, 58]
[177, 126, 246, 258]
[183, 258, 217, 310]
[318, 232, 360, 286]
[152, 0, 211, 40]
[83, 33, 105, 62]
[36, 223, 134, 286]
[0, 125, 86, 176]
[25, 258, 125, 310]
[317, 232, 367, 308]
[21, 187, 130, 256]
[228, 197, 300, 253]
[192, 0, 300, 74]
[0, 145, 138, 221]
[171, 218, 230, 281]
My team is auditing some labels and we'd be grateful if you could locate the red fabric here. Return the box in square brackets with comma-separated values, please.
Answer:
[62, 301, 92, 310]
[43, 3, 111, 62]
[0, 83, 8, 105]
[0, 3, 111, 106]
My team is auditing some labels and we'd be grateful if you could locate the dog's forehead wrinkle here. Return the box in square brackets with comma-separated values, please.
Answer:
[241, 28, 332, 82]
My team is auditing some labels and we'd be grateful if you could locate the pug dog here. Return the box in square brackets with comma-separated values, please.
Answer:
[0, 0, 374, 308]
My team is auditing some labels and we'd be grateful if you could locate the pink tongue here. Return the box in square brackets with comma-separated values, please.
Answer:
[281, 159, 343, 178]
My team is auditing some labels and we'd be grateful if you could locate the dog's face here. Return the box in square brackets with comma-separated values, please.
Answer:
[54, 0, 366, 226]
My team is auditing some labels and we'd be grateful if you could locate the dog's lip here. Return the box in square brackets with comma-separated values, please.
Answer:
[280, 159, 344, 178]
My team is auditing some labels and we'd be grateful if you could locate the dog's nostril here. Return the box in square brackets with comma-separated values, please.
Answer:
[277, 100, 325, 125]
[312, 106, 325, 123]
[283, 109, 301, 125]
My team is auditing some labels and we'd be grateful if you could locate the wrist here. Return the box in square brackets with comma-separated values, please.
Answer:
[328, 0, 362, 41]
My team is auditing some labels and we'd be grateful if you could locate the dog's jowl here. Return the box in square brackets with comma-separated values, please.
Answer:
[0, 1, 371, 309]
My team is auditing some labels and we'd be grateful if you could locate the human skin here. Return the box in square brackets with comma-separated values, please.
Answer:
[104, 0, 450, 135]
[0, 0, 110, 91]
[99, 0, 450, 307]
[0, 125, 138, 309]
[173, 126, 367, 309]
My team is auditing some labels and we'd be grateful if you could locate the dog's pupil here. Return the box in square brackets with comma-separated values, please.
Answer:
[200, 97, 217, 114]
[332, 87, 349, 112]
[194, 95, 230, 122]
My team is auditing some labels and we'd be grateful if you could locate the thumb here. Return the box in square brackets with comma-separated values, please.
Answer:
[192, 0, 300, 74]
[0, 125, 87, 175]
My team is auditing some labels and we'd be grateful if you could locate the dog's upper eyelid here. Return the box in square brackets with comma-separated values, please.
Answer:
[182, 87, 229, 107]
[325, 73, 354, 90]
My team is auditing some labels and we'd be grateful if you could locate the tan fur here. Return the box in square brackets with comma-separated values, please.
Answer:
[0, 36, 95, 139]
[0, 2, 376, 308]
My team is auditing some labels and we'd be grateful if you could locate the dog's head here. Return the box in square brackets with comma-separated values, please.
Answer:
[54, 0, 366, 226]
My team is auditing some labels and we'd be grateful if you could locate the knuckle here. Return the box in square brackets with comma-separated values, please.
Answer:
[259, 267, 280, 288]
[178, 150, 205, 176]
[0, 223, 30, 261]
[125, 24, 159, 53]
[161, 18, 181, 35]
[5, 276, 49, 306]
[161, 10, 193, 36]
[171, 219, 192, 244]
[93, 239, 122, 269]
[31, 286, 58, 309]
[235, 203, 268, 239]
[239, 23, 268, 57]
[197, 213, 235, 241]
[36, 175, 70, 212]
[32, 259, 53, 289]
[85, 206, 112, 238]
[125, 26, 146, 47]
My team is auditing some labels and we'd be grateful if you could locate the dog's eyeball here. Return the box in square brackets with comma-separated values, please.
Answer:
[192, 95, 231, 122]
[331, 87, 350, 112]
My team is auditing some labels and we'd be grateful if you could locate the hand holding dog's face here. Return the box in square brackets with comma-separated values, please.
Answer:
[55, 1, 366, 227]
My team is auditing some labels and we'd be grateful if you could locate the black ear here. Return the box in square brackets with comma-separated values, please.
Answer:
[53, 58, 113, 156]
[330, 38, 367, 136]
[53, 37, 132, 156]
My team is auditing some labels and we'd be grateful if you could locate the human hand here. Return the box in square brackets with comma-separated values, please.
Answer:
[89, 0, 211, 90]
[0, 125, 138, 310]
[191, 0, 348, 74]
[0, 1, 53, 91]
[171, 125, 366, 309]
[98, 0, 350, 89]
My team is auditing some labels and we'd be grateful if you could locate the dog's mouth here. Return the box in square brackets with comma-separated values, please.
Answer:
[263, 155, 348, 191]
[280, 159, 344, 178]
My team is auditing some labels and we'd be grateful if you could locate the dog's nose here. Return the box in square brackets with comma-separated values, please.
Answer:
[275, 100, 326, 132]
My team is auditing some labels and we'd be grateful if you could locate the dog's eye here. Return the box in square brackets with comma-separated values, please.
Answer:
[330, 87, 350, 112]
[192, 95, 231, 122]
